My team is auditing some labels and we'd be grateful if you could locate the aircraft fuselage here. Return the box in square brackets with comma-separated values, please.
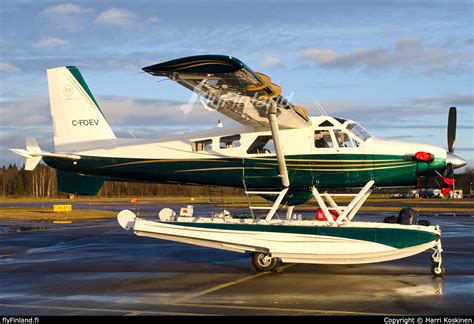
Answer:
[43, 116, 447, 193]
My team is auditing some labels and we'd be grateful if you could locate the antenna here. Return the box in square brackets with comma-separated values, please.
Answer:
[313, 99, 328, 116]
[216, 120, 223, 128]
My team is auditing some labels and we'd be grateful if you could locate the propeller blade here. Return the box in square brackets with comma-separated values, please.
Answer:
[447, 107, 456, 153]
[443, 163, 454, 179]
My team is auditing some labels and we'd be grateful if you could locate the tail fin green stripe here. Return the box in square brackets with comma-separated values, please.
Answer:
[66, 66, 105, 118]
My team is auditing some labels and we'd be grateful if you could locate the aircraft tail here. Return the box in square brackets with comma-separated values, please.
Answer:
[47, 66, 116, 150]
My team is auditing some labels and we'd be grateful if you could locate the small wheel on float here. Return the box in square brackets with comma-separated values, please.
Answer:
[252, 252, 277, 272]
[431, 264, 445, 277]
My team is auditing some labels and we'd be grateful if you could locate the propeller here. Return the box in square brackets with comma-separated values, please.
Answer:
[417, 107, 466, 198]
[447, 106, 456, 153]
[442, 107, 458, 196]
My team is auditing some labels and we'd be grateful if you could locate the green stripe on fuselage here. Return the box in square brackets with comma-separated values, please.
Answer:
[43, 154, 446, 190]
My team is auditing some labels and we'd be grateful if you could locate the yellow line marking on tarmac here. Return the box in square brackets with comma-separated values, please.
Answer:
[169, 263, 296, 305]
[160, 263, 400, 316]
[124, 311, 149, 316]
[0, 303, 205, 316]
[276, 263, 295, 272]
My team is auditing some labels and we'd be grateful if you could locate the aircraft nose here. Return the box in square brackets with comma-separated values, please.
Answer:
[446, 152, 467, 169]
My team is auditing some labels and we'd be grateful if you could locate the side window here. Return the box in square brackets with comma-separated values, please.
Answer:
[314, 130, 334, 148]
[247, 136, 275, 154]
[192, 139, 213, 152]
[334, 130, 354, 148]
[220, 135, 241, 149]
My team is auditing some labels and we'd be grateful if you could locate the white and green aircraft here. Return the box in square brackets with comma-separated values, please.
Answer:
[11, 55, 467, 275]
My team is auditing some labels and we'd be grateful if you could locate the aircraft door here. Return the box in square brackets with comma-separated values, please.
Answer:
[243, 136, 281, 189]
[333, 129, 369, 187]
[313, 129, 346, 188]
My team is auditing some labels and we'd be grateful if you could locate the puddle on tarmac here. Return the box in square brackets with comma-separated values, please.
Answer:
[0, 226, 50, 234]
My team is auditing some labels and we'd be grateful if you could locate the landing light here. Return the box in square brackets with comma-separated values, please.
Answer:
[415, 151, 434, 162]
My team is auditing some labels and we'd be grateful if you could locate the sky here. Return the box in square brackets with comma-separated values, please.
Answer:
[0, 0, 473, 169]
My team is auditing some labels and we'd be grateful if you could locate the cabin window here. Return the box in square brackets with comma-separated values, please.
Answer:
[220, 135, 241, 149]
[314, 130, 334, 148]
[247, 136, 275, 154]
[334, 130, 354, 148]
[192, 139, 213, 152]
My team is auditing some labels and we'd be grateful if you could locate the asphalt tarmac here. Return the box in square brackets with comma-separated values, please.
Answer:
[0, 205, 473, 316]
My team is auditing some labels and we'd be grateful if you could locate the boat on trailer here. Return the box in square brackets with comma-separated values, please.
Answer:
[117, 208, 444, 275]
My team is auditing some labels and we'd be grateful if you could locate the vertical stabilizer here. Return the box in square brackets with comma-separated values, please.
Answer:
[47, 66, 116, 150]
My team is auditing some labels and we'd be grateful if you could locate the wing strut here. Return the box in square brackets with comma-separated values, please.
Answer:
[264, 103, 290, 221]
[268, 104, 290, 187]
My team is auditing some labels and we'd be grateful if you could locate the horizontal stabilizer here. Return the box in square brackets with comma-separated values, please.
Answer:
[9, 138, 81, 171]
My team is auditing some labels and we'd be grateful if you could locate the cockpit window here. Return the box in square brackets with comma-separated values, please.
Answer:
[334, 130, 354, 148]
[346, 122, 372, 141]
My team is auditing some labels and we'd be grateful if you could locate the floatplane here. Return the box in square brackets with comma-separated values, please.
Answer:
[11, 55, 467, 276]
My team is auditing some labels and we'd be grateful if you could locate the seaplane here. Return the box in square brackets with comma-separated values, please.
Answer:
[10, 55, 467, 276]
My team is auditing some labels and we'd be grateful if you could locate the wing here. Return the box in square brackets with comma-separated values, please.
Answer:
[143, 55, 311, 129]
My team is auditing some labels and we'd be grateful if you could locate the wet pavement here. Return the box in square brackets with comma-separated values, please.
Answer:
[0, 204, 473, 315]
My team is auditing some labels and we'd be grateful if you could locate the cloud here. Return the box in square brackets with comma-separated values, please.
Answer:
[41, 3, 92, 17]
[261, 56, 281, 68]
[33, 38, 69, 49]
[302, 49, 340, 65]
[97, 96, 239, 129]
[368, 124, 473, 130]
[145, 16, 159, 25]
[95, 8, 135, 27]
[0, 95, 237, 130]
[0, 96, 51, 126]
[410, 95, 474, 107]
[40, 3, 92, 31]
[301, 38, 469, 74]
[0, 62, 21, 74]
[41, 3, 92, 16]
[4, 51, 161, 74]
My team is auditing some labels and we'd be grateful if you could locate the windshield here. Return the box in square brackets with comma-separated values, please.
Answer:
[346, 122, 372, 141]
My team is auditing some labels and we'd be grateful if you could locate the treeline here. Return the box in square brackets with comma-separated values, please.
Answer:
[0, 164, 472, 198]
[0, 164, 242, 198]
